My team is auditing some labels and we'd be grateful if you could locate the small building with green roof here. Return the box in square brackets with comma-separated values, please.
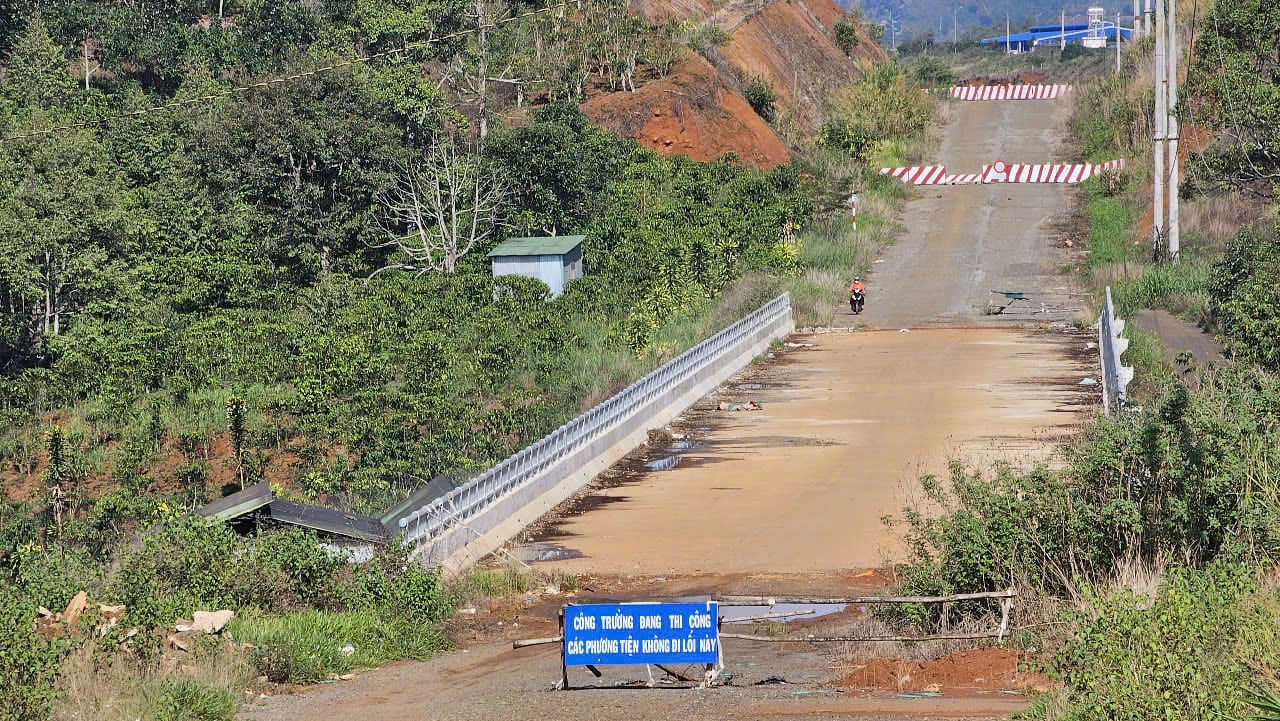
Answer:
[487, 235, 584, 297]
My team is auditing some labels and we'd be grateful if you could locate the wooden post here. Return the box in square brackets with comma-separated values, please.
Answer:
[559, 607, 569, 691]
[939, 601, 951, 633]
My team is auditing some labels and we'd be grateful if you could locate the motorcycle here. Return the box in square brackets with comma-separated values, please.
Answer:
[849, 289, 865, 314]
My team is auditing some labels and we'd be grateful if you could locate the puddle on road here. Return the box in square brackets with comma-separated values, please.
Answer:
[514, 542, 584, 563]
[643, 440, 705, 472]
[719, 603, 850, 624]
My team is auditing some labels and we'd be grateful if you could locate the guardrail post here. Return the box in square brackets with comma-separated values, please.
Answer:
[1100, 286, 1135, 416]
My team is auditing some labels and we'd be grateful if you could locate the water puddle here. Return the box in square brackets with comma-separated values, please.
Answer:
[644, 440, 705, 472]
[514, 542, 584, 563]
[718, 603, 849, 624]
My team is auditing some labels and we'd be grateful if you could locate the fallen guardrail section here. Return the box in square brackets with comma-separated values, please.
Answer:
[397, 292, 795, 571]
[1100, 286, 1134, 416]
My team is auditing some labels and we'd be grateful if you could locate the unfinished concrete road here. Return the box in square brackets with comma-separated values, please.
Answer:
[850, 98, 1081, 328]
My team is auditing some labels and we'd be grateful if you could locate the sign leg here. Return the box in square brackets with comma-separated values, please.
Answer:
[559, 608, 569, 691]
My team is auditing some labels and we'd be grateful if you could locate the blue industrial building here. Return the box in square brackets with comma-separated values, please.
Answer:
[980, 21, 1132, 51]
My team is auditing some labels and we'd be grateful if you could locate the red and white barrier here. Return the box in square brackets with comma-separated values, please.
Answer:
[878, 165, 949, 185]
[943, 173, 983, 185]
[981, 159, 1126, 184]
[949, 84, 1071, 101]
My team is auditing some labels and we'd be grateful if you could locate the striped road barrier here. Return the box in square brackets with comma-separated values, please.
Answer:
[949, 84, 1071, 101]
[878, 165, 949, 185]
[980, 159, 1126, 184]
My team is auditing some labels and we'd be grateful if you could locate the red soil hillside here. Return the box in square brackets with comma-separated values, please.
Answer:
[583, 0, 885, 168]
[582, 54, 789, 167]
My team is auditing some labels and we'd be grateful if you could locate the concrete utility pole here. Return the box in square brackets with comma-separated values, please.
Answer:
[1061, 10, 1066, 50]
[1133, 0, 1141, 36]
[1144, 0, 1152, 35]
[1166, 0, 1180, 260]
[1153, 0, 1167, 258]
[1006, 15, 1011, 53]
[1116, 12, 1122, 74]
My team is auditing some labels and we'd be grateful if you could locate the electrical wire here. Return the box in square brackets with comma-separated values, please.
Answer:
[1, 0, 576, 142]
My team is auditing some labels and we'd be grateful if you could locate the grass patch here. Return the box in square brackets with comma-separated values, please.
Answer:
[1084, 186, 1137, 269]
[230, 609, 448, 684]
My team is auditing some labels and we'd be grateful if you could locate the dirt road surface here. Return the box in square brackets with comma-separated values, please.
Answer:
[526, 328, 1091, 576]
[242, 97, 1091, 720]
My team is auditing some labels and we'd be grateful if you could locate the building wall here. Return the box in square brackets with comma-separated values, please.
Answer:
[492, 254, 566, 296]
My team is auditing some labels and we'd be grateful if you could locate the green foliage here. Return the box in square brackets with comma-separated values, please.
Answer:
[1059, 42, 1087, 62]
[1187, 0, 1280, 195]
[1082, 180, 1136, 268]
[1055, 565, 1278, 720]
[1209, 222, 1280, 370]
[818, 119, 878, 162]
[827, 62, 935, 144]
[744, 76, 778, 121]
[140, 677, 238, 721]
[910, 56, 954, 87]
[0, 582, 68, 721]
[894, 364, 1280, 603]
[235, 608, 447, 683]
[833, 18, 860, 56]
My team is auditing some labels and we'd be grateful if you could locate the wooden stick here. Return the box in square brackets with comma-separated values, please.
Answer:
[727, 632, 1013, 642]
[654, 664, 696, 682]
[720, 609, 816, 624]
[714, 589, 1015, 606]
[513, 636, 562, 649]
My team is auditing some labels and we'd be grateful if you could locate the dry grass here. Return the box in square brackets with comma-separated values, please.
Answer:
[1181, 191, 1274, 249]
[52, 640, 254, 721]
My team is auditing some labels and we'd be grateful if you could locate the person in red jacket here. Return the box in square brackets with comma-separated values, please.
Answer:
[849, 276, 866, 314]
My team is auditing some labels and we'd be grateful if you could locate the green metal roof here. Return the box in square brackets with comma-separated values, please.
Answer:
[488, 235, 584, 257]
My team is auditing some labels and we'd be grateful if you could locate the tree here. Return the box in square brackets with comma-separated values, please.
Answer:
[2, 18, 78, 110]
[1187, 0, 1280, 195]
[834, 18, 859, 56]
[374, 138, 507, 275]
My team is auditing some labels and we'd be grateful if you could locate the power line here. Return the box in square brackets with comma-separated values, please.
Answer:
[2, 0, 575, 142]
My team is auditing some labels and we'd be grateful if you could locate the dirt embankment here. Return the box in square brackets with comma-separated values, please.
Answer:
[583, 0, 885, 168]
[581, 54, 789, 167]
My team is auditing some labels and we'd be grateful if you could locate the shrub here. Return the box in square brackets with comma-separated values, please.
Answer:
[140, 677, 238, 721]
[818, 119, 878, 162]
[833, 19, 859, 56]
[744, 76, 777, 121]
[1209, 222, 1280, 370]
[911, 56, 954, 87]
[0, 582, 68, 721]
[1056, 565, 1276, 720]
[1061, 42, 1087, 61]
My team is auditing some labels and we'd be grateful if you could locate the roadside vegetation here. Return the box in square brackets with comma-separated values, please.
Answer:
[0, 0, 935, 719]
[883, 1, 1280, 718]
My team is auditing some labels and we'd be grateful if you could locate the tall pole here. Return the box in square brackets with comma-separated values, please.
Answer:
[1006, 15, 1011, 54]
[1061, 10, 1066, 50]
[1153, 0, 1167, 258]
[1167, 0, 1180, 261]
[1133, 0, 1141, 36]
[1144, 0, 1152, 34]
[954, 5, 959, 56]
[1116, 12, 1122, 74]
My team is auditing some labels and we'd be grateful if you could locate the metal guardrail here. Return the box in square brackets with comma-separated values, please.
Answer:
[1099, 286, 1134, 416]
[397, 292, 794, 552]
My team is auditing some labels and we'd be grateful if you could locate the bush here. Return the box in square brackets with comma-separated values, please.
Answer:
[818, 119, 878, 162]
[235, 609, 447, 684]
[140, 677, 238, 721]
[744, 76, 777, 121]
[0, 583, 68, 721]
[833, 19, 859, 56]
[1209, 222, 1280, 370]
[892, 363, 1280, 607]
[911, 57, 954, 87]
[1056, 565, 1277, 720]
[1061, 42, 1087, 61]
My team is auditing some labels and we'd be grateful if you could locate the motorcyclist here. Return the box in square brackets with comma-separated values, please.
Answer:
[849, 276, 865, 313]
